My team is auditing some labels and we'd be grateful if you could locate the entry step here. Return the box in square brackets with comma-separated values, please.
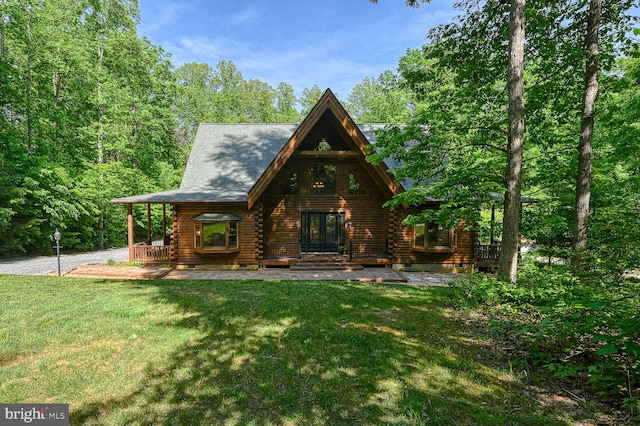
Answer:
[291, 262, 364, 271]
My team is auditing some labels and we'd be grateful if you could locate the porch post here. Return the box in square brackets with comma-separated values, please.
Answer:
[146, 203, 152, 243]
[162, 204, 167, 243]
[490, 203, 496, 244]
[128, 204, 134, 262]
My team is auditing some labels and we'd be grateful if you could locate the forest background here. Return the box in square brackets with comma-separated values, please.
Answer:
[0, 0, 637, 268]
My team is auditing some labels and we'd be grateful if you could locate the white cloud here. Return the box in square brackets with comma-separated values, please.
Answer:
[231, 8, 260, 25]
[138, 0, 195, 35]
[138, 0, 461, 98]
[234, 44, 383, 99]
[163, 35, 251, 67]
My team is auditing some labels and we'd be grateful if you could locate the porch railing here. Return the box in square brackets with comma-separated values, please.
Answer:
[474, 243, 501, 262]
[349, 239, 388, 259]
[263, 241, 302, 259]
[132, 242, 171, 263]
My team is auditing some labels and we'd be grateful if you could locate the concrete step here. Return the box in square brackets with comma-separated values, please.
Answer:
[291, 262, 364, 271]
[300, 255, 348, 263]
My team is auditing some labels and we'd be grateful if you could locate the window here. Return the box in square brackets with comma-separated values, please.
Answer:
[413, 222, 457, 251]
[193, 213, 241, 252]
[314, 138, 332, 152]
[284, 172, 298, 194]
[348, 173, 366, 194]
[310, 164, 336, 194]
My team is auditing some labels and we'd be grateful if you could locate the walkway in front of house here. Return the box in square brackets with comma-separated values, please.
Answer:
[55, 263, 457, 286]
[164, 268, 414, 284]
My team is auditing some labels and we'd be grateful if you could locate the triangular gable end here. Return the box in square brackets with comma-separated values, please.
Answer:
[247, 89, 402, 209]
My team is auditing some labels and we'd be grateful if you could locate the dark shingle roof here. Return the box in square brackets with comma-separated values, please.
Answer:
[112, 123, 390, 204]
[180, 124, 298, 192]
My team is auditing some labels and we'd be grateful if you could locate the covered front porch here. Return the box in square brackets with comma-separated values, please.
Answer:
[123, 202, 172, 264]
[113, 187, 241, 265]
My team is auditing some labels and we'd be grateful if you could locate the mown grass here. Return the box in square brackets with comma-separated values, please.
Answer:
[0, 275, 594, 425]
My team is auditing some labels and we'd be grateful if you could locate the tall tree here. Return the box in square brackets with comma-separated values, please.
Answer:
[86, 0, 140, 165]
[211, 60, 246, 122]
[371, 0, 638, 281]
[346, 72, 411, 123]
[174, 60, 294, 136]
[589, 40, 640, 272]
[521, 0, 636, 267]
[371, 0, 526, 282]
[274, 82, 300, 123]
[174, 62, 217, 142]
[572, 0, 601, 265]
[241, 79, 277, 123]
[86, 0, 140, 248]
[498, 0, 526, 282]
[299, 85, 325, 116]
[0, 0, 99, 254]
[0, 0, 184, 254]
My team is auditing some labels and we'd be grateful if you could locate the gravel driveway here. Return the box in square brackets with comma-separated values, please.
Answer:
[0, 247, 130, 275]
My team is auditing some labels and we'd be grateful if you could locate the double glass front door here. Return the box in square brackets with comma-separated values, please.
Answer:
[301, 212, 344, 253]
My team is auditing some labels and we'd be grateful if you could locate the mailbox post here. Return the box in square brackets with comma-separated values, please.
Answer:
[54, 229, 61, 276]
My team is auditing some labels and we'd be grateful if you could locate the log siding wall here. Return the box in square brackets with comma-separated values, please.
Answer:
[392, 206, 476, 271]
[261, 157, 388, 247]
[169, 163, 476, 270]
[173, 203, 258, 267]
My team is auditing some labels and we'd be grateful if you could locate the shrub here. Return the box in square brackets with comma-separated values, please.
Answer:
[445, 264, 640, 414]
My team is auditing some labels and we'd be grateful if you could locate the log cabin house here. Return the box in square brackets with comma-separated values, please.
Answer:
[112, 89, 498, 271]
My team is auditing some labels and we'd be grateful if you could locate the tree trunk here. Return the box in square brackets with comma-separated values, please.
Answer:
[572, 0, 601, 266]
[498, 0, 526, 284]
[97, 24, 105, 249]
[1, 5, 5, 57]
[97, 43, 105, 166]
[26, 7, 33, 155]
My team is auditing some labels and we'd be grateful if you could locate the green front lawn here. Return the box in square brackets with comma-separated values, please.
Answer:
[0, 275, 589, 425]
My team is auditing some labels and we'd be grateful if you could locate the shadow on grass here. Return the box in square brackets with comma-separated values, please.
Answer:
[71, 280, 569, 425]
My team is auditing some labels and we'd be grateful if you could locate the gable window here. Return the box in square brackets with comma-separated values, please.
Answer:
[348, 172, 366, 194]
[284, 172, 298, 194]
[413, 222, 457, 252]
[314, 138, 332, 152]
[193, 213, 240, 252]
[310, 164, 336, 194]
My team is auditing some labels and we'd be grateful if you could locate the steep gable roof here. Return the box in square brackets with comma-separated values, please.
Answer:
[247, 89, 402, 208]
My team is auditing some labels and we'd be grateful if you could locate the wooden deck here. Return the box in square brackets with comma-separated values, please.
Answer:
[64, 264, 172, 279]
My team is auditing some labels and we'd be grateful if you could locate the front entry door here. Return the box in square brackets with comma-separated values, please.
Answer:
[301, 212, 340, 253]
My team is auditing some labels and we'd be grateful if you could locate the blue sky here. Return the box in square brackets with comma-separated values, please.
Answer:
[136, 0, 457, 99]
